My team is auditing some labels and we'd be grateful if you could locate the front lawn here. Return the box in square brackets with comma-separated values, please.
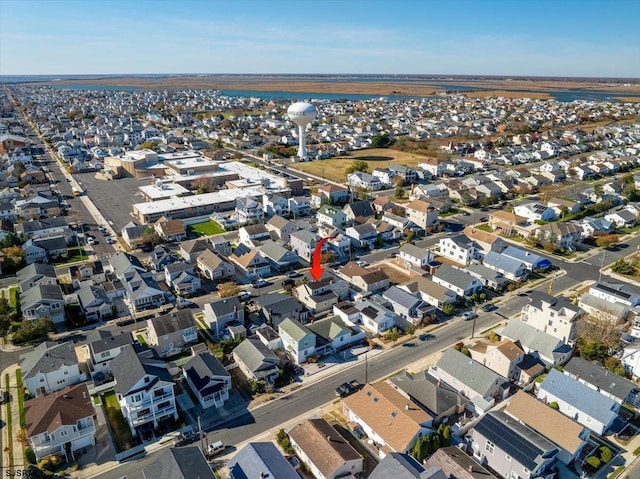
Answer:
[51, 246, 88, 265]
[102, 392, 136, 452]
[16, 368, 25, 428]
[9, 287, 19, 309]
[187, 221, 225, 238]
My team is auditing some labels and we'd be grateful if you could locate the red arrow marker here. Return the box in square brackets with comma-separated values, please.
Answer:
[310, 237, 331, 281]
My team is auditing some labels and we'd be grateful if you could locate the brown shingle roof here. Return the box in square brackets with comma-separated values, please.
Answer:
[288, 418, 361, 477]
[462, 226, 501, 245]
[25, 383, 94, 437]
[504, 390, 585, 454]
[406, 199, 433, 213]
[342, 382, 431, 452]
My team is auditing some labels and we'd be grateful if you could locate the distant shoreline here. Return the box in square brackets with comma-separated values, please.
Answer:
[12, 75, 640, 98]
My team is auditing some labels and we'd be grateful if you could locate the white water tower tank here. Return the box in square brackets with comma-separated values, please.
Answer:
[287, 102, 317, 161]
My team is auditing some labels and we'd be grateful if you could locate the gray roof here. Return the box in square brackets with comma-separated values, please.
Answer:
[501, 320, 572, 365]
[502, 246, 550, 267]
[77, 284, 110, 308]
[474, 411, 557, 471]
[343, 200, 375, 218]
[435, 348, 506, 397]
[290, 229, 319, 244]
[21, 217, 68, 233]
[87, 330, 133, 355]
[355, 299, 395, 325]
[527, 291, 581, 316]
[233, 337, 279, 375]
[424, 447, 497, 479]
[21, 283, 63, 310]
[390, 370, 466, 416]
[142, 447, 214, 479]
[578, 293, 630, 318]
[20, 341, 78, 380]
[563, 357, 638, 402]
[180, 239, 208, 254]
[433, 264, 478, 290]
[259, 239, 297, 263]
[399, 243, 430, 259]
[206, 296, 242, 317]
[256, 292, 302, 316]
[227, 442, 299, 479]
[538, 368, 619, 428]
[33, 235, 67, 251]
[183, 352, 230, 396]
[17, 262, 56, 292]
[149, 310, 195, 336]
[109, 252, 146, 278]
[447, 234, 475, 249]
[370, 452, 444, 479]
[590, 281, 640, 301]
[483, 250, 526, 274]
[465, 263, 505, 282]
[383, 286, 423, 310]
[111, 345, 174, 396]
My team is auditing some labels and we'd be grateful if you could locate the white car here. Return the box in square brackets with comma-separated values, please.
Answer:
[86, 237, 95, 246]
[461, 311, 477, 320]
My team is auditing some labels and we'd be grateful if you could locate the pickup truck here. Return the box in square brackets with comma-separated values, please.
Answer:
[334, 380, 362, 398]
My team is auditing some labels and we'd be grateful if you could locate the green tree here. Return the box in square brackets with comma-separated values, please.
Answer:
[442, 425, 452, 446]
[585, 456, 601, 470]
[430, 433, 440, 451]
[442, 303, 456, 316]
[406, 324, 416, 337]
[345, 160, 370, 175]
[394, 185, 405, 199]
[371, 134, 392, 148]
[141, 227, 162, 246]
[385, 327, 400, 345]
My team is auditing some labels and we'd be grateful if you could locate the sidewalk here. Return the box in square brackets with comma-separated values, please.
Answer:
[1, 364, 26, 476]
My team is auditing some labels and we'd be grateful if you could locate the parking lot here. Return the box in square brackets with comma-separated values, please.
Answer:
[75, 173, 147, 232]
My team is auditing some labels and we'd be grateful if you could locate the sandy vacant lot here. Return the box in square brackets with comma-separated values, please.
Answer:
[291, 148, 431, 183]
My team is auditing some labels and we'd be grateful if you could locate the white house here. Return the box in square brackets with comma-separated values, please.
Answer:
[22, 341, 86, 397]
[437, 234, 478, 266]
[513, 202, 556, 222]
[520, 291, 582, 344]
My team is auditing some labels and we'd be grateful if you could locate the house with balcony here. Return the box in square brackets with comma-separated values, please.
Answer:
[294, 277, 350, 314]
[83, 329, 133, 379]
[111, 345, 178, 436]
[77, 285, 113, 322]
[288, 195, 311, 217]
[21, 341, 86, 397]
[25, 383, 96, 462]
[348, 171, 381, 190]
[262, 193, 290, 218]
[236, 196, 264, 224]
[21, 283, 66, 324]
[182, 352, 231, 409]
[203, 296, 244, 337]
[290, 229, 325, 262]
[238, 224, 272, 248]
[279, 318, 317, 364]
[164, 262, 201, 295]
[438, 234, 479, 266]
[520, 291, 582, 344]
[534, 222, 582, 250]
[147, 310, 198, 358]
[317, 204, 347, 228]
[488, 210, 529, 236]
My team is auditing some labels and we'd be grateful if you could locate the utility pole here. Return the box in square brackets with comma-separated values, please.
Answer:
[471, 303, 478, 339]
[198, 415, 205, 453]
[365, 352, 368, 385]
[598, 250, 606, 282]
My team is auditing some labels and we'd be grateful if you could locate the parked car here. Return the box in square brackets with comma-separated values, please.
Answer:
[387, 251, 398, 258]
[207, 440, 225, 458]
[172, 430, 198, 446]
[355, 260, 368, 267]
[86, 237, 95, 246]
[238, 291, 253, 301]
[482, 303, 497, 312]
[286, 270, 301, 278]
[281, 278, 295, 287]
[334, 380, 362, 398]
[251, 279, 270, 288]
[461, 311, 478, 320]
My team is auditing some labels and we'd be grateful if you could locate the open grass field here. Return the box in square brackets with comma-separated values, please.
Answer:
[187, 220, 225, 238]
[102, 391, 135, 452]
[291, 148, 432, 184]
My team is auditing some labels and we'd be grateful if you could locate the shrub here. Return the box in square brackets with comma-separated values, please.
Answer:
[600, 446, 613, 463]
[276, 428, 295, 455]
[585, 455, 601, 470]
[50, 454, 62, 467]
[37, 458, 52, 471]
[487, 331, 501, 342]
[549, 401, 559, 410]
[24, 447, 36, 464]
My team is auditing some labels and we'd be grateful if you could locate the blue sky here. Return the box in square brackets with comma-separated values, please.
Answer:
[1, 0, 639, 77]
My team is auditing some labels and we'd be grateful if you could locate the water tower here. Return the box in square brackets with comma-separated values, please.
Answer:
[287, 102, 317, 161]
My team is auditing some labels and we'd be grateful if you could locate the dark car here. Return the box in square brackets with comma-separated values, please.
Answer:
[286, 270, 301, 278]
[335, 380, 361, 398]
[172, 431, 199, 446]
[419, 333, 433, 341]
[482, 303, 497, 312]
[281, 278, 295, 287]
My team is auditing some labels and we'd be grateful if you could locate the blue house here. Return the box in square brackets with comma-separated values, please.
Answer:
[501, 246, 552, 271]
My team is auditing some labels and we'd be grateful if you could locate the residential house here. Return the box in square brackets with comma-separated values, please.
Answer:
[348, 171, 382, 190]
[15, 217, 70, 239]
[500, 320, 572, 367]
[232, 337, 280, 384]
[164, 262, 201, 295]
[504, 391, 589, 465]
[179, 239, 209, 263]
[290, 229, 324, 262]
[307, 315, 365, 352]
[468, 339, 528, 382]
[464, 263, 509, 291]
[153, 216, 186, 242]
[389, 164, 417, 184]
[141, 447, 215, 479]
[311, 184, 350, 207]
[372, 196, 395, 214]
[67, 261, 106, 289]
[209, 235, 232, 257]
[342, 382, 432, 456]
[279, 317, 317, 363]
[21, 239, 47, 264]
[111, 345, 178, 435]
[83, 329, 133, 378]
[398, 243, 434, 270]
[535, 222, 582, 250]
[462, 226, 506, 256]
[488, 210, 529, 236]
[470, 411, 558, 479]
[536, 368, 620, 435]
[520, 291, 582, 343]
[340, 262, 390, 293]
[21, 283, 66, 324]
[228, 244, 271, 278]
[147, 310, 198, 358]
[265, 215, 300, 242]
[259, 239, 299, 273]
[317, 204, 348, 228]
[604, 208, 637, 228]
[21, 341, 86, 397]
[288, 195, 310, 217]
[432, 264, 483, 299]
[501, 246, 552, 271]
[14, 195, 60, 220]
[121, 221, 148, 249]
[405, 199, 439, 230]
[295, 277, 350, 314]
[429, 348, 509, 414]
[343, 200, 375, 225]
[589, 281, 640, 308]
[227, 442, 299, 479]
[203, 296, 244, 337]
[482, 251, 528, 282]
[254, 292, 306, 329]
[345, 223, 378, 249]
[563, 357, 640, 410]
[578, 293, 631, 323]
[289, 418, 363, 479]
[383, 286, 434, 325]
[438, 234, 478, 266]
[580, 216, 613, 239]
[424, 447, 496, 479]
[236, 196, 264, 224]
[401, 276, 457, 311]
[182, 352, 231, 409]
[77, 285, 113, 322]
[32, 236, 69, 262]
[17, 262, 57, 293]
[389, 371, 466, 425]
[25, 383, 96, 462]
[196, 249, 235, 280]
[547, 197, 580, 217]
[355, 299, 396, 334]
[238, 224, 272, 248]
[262, 193, 289, 218]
